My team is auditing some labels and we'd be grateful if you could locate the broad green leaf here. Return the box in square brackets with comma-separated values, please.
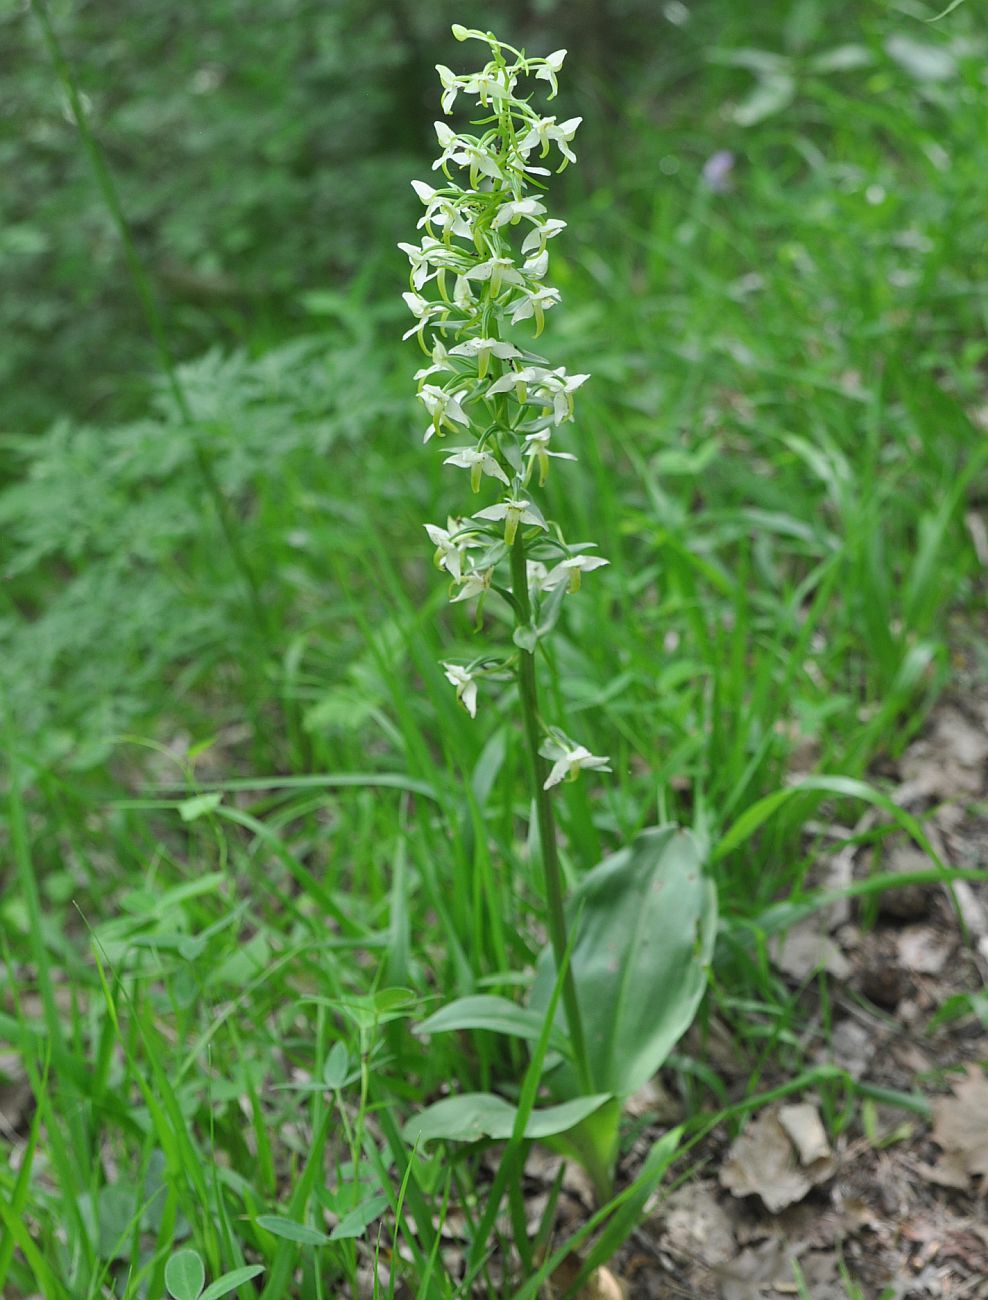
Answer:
[200, 1267, 265, 1300]
[543, 1098, 622, 1203]
[322, 1041, 349, 1089]
[96, 1184, 137, 1259]
[177, 793, 222, 822]
[254, 1215, 330, 1245]
[373, 987, 417, 1014]
[402, 1092, 611, 1145]
[165, 1250, 205, 1300]
[531, 826, 717, 1098]
[313, 987, 417, 1031]
[329, 1191, 390, 1239]
[417, 995, 570, 1055]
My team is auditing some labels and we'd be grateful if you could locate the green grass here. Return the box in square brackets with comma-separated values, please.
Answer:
[2, 1, 987, 1295]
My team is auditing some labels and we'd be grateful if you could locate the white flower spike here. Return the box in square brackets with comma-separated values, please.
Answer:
[404, 28, 612, 819]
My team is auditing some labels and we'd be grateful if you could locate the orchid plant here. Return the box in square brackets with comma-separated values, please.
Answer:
[401, 26, 716, 1209]
[402, 22, 606, 1090]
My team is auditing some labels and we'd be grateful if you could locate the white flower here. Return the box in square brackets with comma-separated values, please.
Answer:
[526, 560, 550, 592]
[425, 519, 473, 581]
[398, 235, 451, 291]
[523, 249, 549, 280]
[465, 256, 524, 295]
[488, 364, 587, 420]
[542, 743, 611, 790]
[434, 128, 508, 184]
[443, 446, 510, 492]
[492, 197, 547, 229]
[414, 340, 452, 381]
[523, 429, 577, 485]
[448, 337, 521, 379]
[460, 68, 516, 105]
[443, 662, 479, 717]
[435, 63, 463, 114]
[419, 384, 470, 442]
[522, 218, 567, 256]
[535, 49, 567, 98]
[487, 364, 553, 398]
[542, 554, 609, 593]
[401, 291, 446, 341]
[451, 566, 494, 604]
[474, 497, 545, 546]
[530, 367, 590, 424]
[517, 116, 582, 166]
[412, 179, 474, 240]
[453, 274, 476, 310]
[509, 285, 561, 335]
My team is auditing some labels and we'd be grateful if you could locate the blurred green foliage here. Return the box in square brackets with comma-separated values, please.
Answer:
[1, 0, 663, 431]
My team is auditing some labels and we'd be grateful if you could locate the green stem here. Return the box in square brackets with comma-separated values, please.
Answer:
[30, 0, 274, 650]
[509, 536, 594, 1098]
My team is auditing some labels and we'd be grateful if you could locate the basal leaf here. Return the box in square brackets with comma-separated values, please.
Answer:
[417, 995, 570, 1055]
[531, 825, 716, 1098]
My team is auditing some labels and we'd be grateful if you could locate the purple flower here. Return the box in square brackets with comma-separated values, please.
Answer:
[702, 150, 735, 193]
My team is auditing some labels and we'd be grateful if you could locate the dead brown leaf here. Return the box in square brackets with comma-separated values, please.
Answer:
[916, 1151, 970, 1191]
[896, 925, 951, 975]
[720, 1106, 835, 1213]
[770, 923, 851, 982]
[713, 1239, 843, 1300]
[777, 1103, 832, 1166]
[652, 1179, 737, 1267]
[825, 1017, 876, 1077]
[931, 1066, 988, 1185]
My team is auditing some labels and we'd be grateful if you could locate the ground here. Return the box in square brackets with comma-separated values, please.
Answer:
[588, 659, 988, 1298]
